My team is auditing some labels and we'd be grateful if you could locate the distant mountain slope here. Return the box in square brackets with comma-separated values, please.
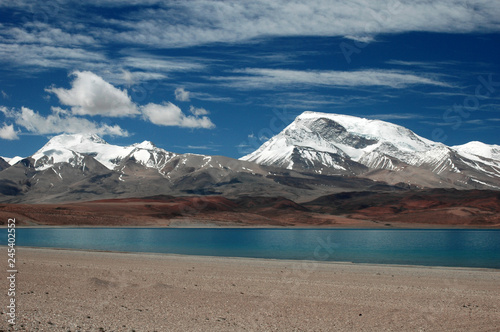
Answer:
[0, 157, 9, 171]
[3, 133, 399, 203]
[241, 111, 500, 190]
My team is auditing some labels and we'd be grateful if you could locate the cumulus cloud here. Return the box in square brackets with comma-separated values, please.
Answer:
[189, 106, 209, 116]
[2, 106, 129, 137]
[0, 123, 19, 140]
[1, 71, 216, 139]
[212, 68, 450, 89]
[141, 102, 215, 129]
[175, 87, 191, 102]
[46, 71, 139, 117]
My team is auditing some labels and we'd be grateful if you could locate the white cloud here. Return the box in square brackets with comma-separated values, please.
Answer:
[1, 0, 499, 76]
[343, 35, 376, 43]
[121, 70, 134, 86]
[4, 24, 96, 46]
[111, 69, 167, 86]
[47, 71, 139, 117]
[123, 55, 206, 72]
[141, 102, 215, 129]
[2, 72, 216, 137]
[212, 68, 450, 89]
[0, 41, 206, 79]
[1, 90, 9, 99]
[102, 0, 500, 47]
[386, 60, 440, 67]
[4, 1, 498, 54]
[2, 0, 497, 88]
[174, 145, 217, 150]
[187, 92, 234, 103]
[3, 106, 129, 137]
[0, 43, 106, 72]
[367, 113, 431, 120]
[189, 105, 209, 116]
[0, 123, 19, 140]
[175, 87, 191, 102]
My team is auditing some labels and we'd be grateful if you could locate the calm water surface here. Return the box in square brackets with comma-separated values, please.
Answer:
[1, 228, 499, 269]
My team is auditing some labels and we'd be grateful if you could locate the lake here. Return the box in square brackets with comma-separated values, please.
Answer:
[1, 228, 499, 269]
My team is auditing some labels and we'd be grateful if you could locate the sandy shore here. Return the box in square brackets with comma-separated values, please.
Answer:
[1, 248, 499, 331]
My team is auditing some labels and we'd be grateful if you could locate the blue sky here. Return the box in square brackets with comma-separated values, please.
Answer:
[1, 0, 499, 159]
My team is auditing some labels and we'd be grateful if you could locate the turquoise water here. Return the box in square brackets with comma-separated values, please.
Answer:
[1, 228, 499, 269]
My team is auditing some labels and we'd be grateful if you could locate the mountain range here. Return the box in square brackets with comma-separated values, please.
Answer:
[1, 111, 499, 205]
[1, 111, 500, 227]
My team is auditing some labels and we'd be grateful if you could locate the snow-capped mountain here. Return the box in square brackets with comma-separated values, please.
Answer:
[1, 116, 500, 204]
[241, 111, 500, 189]
[241, 111, 442, 172]
[31, 133, 177, 173]
[1, 133, 310, 203]
[452, 141, 500, 162]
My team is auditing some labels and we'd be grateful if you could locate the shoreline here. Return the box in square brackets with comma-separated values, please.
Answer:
[3, 223, 500, 229]
[6, 245, 500, 271]
[2, 247, 499, 331]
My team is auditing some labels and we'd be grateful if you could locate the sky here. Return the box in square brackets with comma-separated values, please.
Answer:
[0, 0, 499, 160]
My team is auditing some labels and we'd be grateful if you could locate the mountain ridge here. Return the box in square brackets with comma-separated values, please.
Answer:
[1, 111, 500, 204]
[241, 111, 500, 190]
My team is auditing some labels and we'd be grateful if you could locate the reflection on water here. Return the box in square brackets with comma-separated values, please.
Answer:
[1, 228, 499, 269]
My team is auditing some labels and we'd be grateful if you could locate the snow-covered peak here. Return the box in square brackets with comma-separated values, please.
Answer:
[452, 141, 500, 162]
[297, 111, 439, 153]
[242, 111, 444, 171]
[42, 133, 108, 148]
[32, 133, 130, 170]
[31, 133, 175, 171]
[133, 141, 156, 150]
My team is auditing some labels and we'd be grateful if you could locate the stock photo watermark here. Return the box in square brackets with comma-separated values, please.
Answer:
[432, 73, 500, 143]
[6, 218, 17, 326]
[19, 1, 64, 26]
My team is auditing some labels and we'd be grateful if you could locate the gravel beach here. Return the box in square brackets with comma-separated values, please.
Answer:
[1, 247, 499, 331]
